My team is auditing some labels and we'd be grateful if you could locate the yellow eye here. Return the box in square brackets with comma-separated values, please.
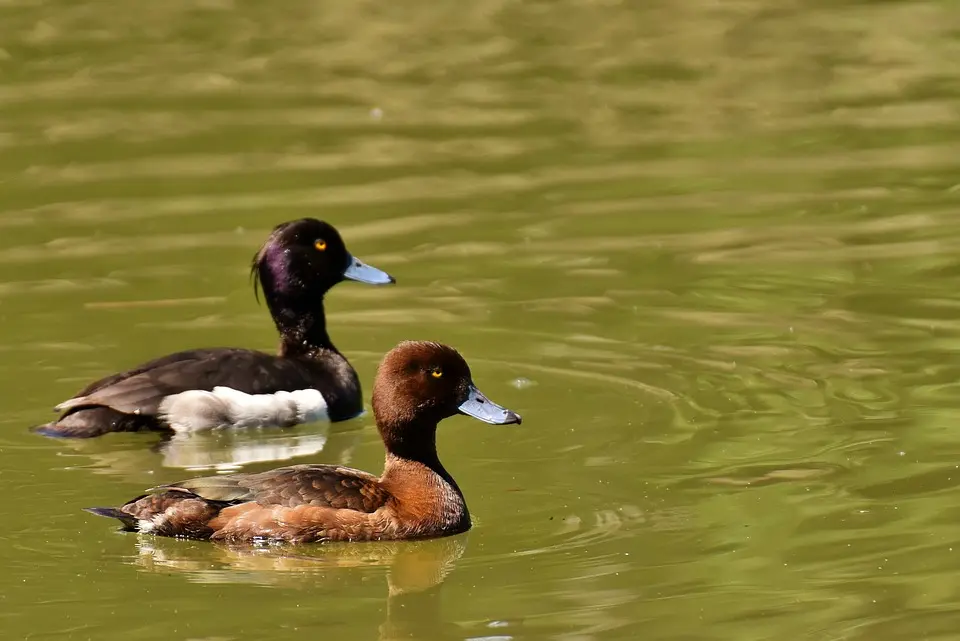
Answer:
[431, 368, 443, 378]
[314, 239, 327, 251]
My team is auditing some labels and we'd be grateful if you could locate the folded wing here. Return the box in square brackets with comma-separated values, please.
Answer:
[55, 349, 322, 416]
[160, 464, 390, 513]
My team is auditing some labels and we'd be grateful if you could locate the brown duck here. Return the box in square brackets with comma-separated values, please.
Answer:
[85, 341, 522, 543]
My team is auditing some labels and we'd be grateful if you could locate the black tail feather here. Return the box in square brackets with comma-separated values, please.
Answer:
[84, 507, 139, 531]
[32, 422, 100, 439]
[31, 407, 164, 438]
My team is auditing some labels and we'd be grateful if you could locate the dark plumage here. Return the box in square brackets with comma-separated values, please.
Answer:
[35, 218, 395, 438]
[85, 340, 522, 544]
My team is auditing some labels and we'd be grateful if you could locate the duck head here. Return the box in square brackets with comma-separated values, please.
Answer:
[252, 218, 394, 351]
[373, 341, 521, 461]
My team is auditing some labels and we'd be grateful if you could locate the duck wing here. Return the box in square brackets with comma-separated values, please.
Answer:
[69, 349, 229, 399]
[55, 349, 319, 416]
[159, 464, 389, 512]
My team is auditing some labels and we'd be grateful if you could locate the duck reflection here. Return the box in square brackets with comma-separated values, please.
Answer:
[54, 421, 363, 482]
[156, 428, 332, 472]
[134, 534, 467, 640]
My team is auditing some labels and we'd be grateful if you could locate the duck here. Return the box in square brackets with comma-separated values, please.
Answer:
[85, 340, 522, 543]
[35, 218, 395, 438]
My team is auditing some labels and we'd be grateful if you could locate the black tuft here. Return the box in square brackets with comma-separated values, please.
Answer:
[250, 252, 263, 305]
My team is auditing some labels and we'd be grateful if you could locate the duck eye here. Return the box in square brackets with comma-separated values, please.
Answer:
[430, 368, 443, 378]
[314, 239, 327, 251]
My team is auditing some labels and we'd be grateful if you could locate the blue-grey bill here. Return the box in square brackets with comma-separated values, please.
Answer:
[344, 255, 395, 285]
[458, 385, 522, 425]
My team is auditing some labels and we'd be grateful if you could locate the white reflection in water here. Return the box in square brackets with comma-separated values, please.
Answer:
[159, 430, 331, 472]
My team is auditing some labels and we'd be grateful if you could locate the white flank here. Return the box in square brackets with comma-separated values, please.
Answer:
[158, 386, 329, 433]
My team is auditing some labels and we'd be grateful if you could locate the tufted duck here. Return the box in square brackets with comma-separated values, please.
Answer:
[35, 219, 394, 438]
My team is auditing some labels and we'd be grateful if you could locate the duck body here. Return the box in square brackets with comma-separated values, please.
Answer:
[35, 219, 394, 438]
[86, 341, 522, 543]
[45, 346, 359, 437]
[90, 459, 469, 543]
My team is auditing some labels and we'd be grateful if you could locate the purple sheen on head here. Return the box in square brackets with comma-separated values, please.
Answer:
[252, 240, 297, 302]
[263, 245, 293, 287]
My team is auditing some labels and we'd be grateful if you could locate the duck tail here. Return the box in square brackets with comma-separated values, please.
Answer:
[33, 407, 163, 438]
[32, 409, 116, 438]
[31, 421, 91, 438]
[84, 507, 140, 531]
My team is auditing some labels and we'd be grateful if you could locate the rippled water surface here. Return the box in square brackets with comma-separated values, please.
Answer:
[3, 0, 960, 639]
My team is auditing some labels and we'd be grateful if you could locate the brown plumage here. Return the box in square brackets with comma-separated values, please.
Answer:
[85, 341, 522, 544]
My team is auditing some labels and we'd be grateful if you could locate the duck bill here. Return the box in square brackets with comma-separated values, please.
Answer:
[344, 255, 395, 285]
[458, 385, 522, 425]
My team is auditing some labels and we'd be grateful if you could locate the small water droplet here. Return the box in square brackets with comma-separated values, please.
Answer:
[511, 377, 537, 389]
[370, 107, 384, 121]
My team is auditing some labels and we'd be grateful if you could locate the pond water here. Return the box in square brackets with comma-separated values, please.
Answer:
[2, 0, 960, 639]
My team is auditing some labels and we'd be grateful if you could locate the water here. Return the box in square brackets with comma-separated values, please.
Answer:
[2, 0, 960, 638]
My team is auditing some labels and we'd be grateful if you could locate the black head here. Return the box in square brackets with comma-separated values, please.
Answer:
[373, 341, 521, 454]
[251, 219, 394, 346]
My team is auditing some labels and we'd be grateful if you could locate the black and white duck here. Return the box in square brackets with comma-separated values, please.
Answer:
[35, 218, 394, 438]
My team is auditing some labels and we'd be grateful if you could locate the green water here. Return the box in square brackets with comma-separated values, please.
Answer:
[3, 0, 960, 639]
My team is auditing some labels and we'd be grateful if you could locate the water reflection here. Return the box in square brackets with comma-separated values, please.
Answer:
[135, 535, 468, 641]
[157, 428, 332, 473]
[54, 421, 364, 479]
[3, 0, 960, 638]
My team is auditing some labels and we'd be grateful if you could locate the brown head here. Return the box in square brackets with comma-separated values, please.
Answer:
[372, 341, 521, 460]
